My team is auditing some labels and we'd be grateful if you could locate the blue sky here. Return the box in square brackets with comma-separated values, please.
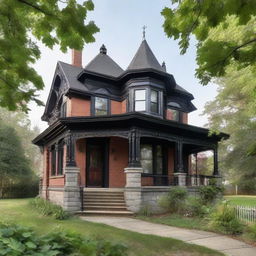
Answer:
[30, 0, 217, 130]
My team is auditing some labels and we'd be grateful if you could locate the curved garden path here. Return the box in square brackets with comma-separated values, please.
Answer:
[81, 216, 256, 256]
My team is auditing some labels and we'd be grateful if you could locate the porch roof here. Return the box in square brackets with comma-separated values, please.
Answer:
[32, 112, 229, 146]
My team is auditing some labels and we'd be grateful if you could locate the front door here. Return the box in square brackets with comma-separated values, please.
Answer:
[86, 140, 108, 187]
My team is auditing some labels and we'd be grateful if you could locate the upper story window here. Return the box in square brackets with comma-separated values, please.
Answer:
[133, 88, 162, 116]
[150, 90, 159, 114]
[135, 89, 146, 111]
[167, 108, 181, 122]
[95, 97, 108, 116]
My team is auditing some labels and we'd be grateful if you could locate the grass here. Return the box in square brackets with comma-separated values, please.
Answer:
[138, 214, 211, 232]
[0, 199, 224, 256]
[224, 196, 256, 207]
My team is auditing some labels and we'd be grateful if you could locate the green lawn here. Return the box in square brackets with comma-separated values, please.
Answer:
[0, 199, 223, 256]
[224, 196, 256, 207]
[138, 214, 210, 232]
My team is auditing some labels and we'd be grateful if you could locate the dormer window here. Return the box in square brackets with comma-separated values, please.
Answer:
[135, 89, 146, 111]
[167, 108, 181, 122]
[94, 97, 108, 116]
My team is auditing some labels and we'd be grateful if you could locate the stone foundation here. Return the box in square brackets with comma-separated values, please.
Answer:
[140, 186, 200, 214]
[48, 187, 64, 206]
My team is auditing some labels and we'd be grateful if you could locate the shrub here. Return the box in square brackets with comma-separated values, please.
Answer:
[209, 202, 244, 235]
[246, 223, 256, 241]
[0, 223, 127, 256]
[199, 182, 223, 205]
[29, 197, 69, 220]
[159, 187, 187, 214]
[185, 197, 209, 217]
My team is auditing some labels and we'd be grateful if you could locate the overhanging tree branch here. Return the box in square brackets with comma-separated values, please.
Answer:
[17, 0, 53, 16]
[203, 38, 256, 71]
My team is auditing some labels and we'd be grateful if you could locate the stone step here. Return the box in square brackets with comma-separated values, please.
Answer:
[84, 196, 124, 200]
[83, 193, 124, 198]
[83, 188, 124, 192]
[84, 202, 126, 206]
[84, 205, 128, 211]
[84, 200, 125, 204]
[84, 191, 124, 194]
[78, 210, 134, 216]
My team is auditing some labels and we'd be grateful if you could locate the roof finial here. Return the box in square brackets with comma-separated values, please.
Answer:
[162, 61, 166, 72]
[142, 25, 147, 40]
[100, 44, 107, 54]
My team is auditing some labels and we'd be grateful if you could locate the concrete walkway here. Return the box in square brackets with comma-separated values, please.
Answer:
[81, 216, 256, 256]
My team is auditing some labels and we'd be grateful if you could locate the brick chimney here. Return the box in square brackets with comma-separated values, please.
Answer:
[71, 49, 82, 67]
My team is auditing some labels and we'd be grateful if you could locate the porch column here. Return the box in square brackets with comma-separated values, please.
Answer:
[174, 141, 186, 186]
[128, 128, 141, 168]
[213, 146, 222, 186]
[63, 133, 80, 212]
[213, 147, 219, 176]
[125, 128, 143, 213]
[66, 133, 76, 167]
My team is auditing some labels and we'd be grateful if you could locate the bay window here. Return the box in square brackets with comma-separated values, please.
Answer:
[133, 88, 162, 115]
[135, 89, 146, 111]
[150, 89, 159, 113]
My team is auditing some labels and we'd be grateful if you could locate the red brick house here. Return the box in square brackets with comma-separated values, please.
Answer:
[33, 40, 228, 214]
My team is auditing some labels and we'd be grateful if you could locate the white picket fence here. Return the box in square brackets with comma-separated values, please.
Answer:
[235, 205, 256, 223]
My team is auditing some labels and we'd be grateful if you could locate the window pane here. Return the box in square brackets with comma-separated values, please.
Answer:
[141, 144, 153, 174]
[135, 101, 146, 111]
[141, 160, 153, 174]
[156, 145, 163, 174]
[51, 147, 56, 176]
[168, 109, 180, 121]
[151, 90, 158, 103]
[150, 102, 158, 113]
[95, 97, 108, 116]
[95, 97, 107, 110]
[135, 89, 146, 100]
[95, 109, 108, 116]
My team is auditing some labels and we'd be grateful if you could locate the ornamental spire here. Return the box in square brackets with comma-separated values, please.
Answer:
[142, 25, 147, 40]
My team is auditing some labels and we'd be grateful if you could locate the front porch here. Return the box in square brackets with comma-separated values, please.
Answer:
[39, 113, 227, 213]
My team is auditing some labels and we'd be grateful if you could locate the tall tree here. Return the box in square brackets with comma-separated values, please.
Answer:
[0, 0, 99, 112]
[162, 1, 256, 85]
[203, 63, 256, 192]
[0, 122, 34, 198]
[0, 107, 41, 175]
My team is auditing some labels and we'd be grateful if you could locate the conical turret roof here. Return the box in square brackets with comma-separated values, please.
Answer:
[84, 44, 124, 77]
[127, 40, 164, 72]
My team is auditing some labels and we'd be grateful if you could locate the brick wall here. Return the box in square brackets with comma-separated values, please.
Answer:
[111, 100, 127, 115]
[67, 97, 90, 117]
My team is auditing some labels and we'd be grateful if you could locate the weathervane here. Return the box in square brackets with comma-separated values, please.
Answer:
[142, 25, 147, 40]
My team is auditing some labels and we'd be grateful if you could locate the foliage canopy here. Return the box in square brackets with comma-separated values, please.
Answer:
[0, 0, 98, 112]
[162, 0, 256, 85]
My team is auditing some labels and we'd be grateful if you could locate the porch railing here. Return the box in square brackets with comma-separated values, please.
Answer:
[142, 174, 215, 186]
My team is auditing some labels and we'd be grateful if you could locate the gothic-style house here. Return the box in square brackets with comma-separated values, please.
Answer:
[33, 39, 228, 214]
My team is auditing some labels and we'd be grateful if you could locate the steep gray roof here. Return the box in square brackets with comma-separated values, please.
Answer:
[58, 61, 85, 91]
[84, 45, 124, 77]
[127, 40, 164, 72]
